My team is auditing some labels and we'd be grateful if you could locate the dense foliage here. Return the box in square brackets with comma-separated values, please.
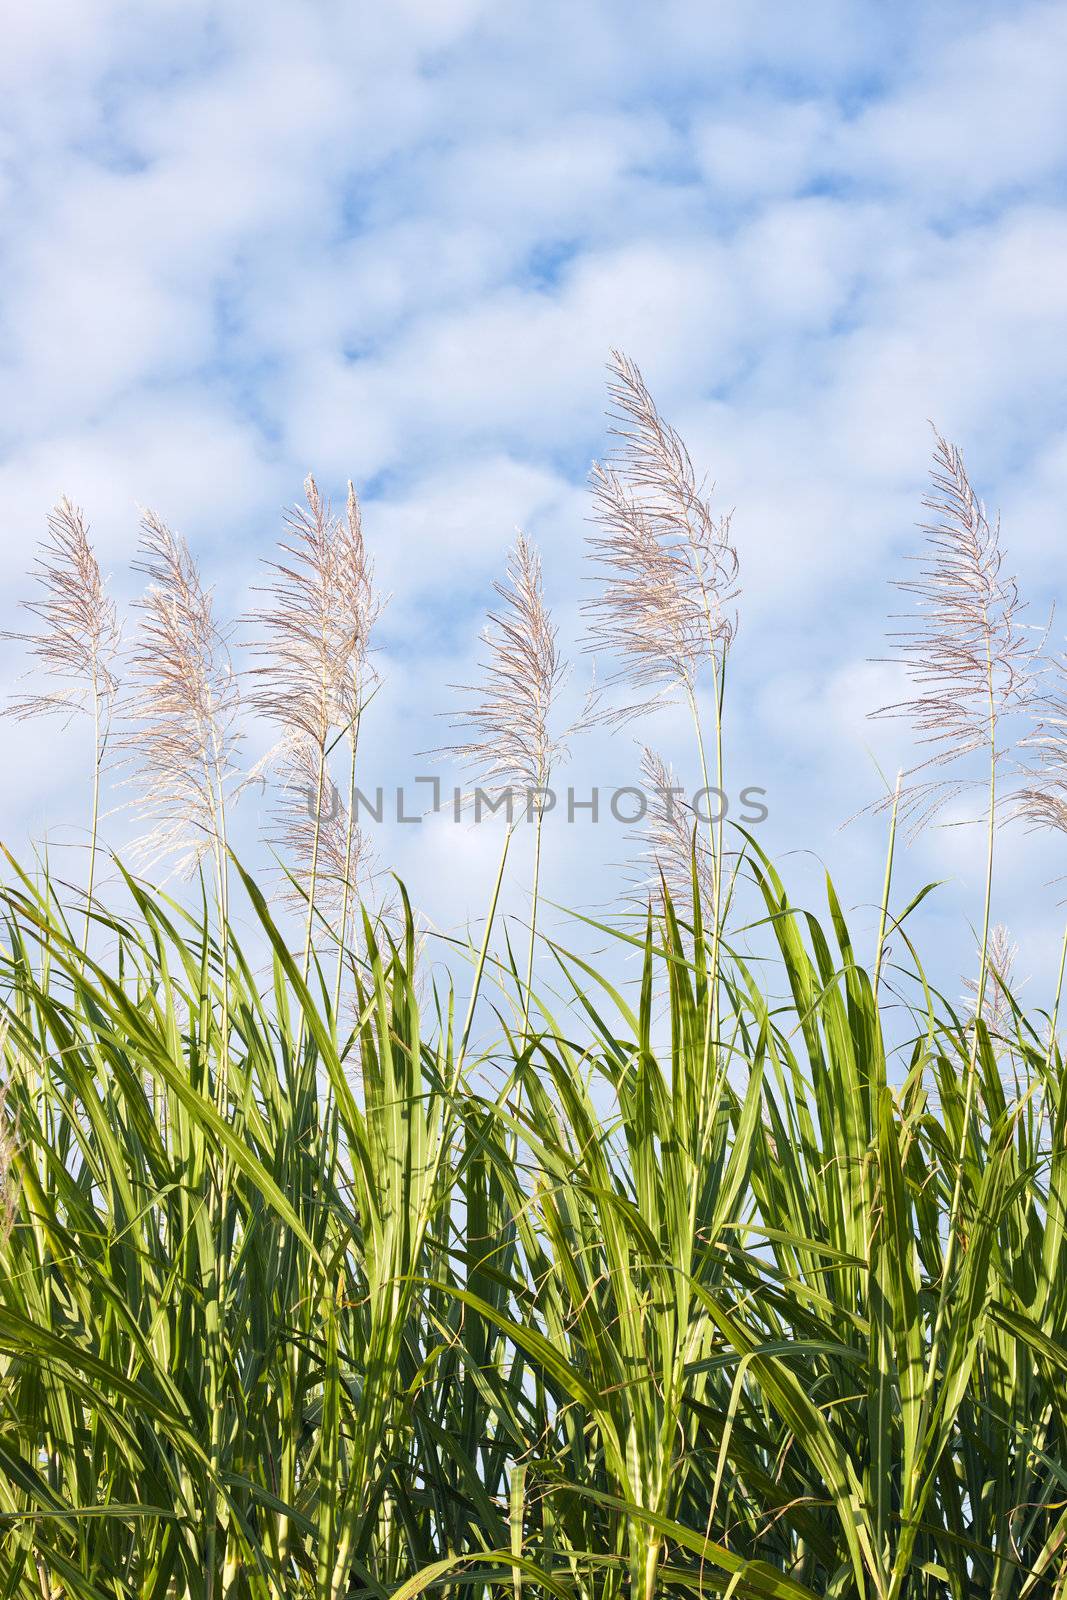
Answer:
[2, 845, 1065, 1600]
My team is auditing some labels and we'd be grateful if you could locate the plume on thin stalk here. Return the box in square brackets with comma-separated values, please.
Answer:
[2, 499, 120, 920]
[1013, 645, 1067, 1052]
[443, 532, 588, 801]
[962, 923, 1020, 1036]
[249, 475, 383, 968]
[443, 532, 594, 1040]
[1016, 642, 1067, 838]
[631, 747, 714, 917]
[585, 350, 738, 718]
[870, 427, 1034, 835]
[3, 498, 120, 725]
[872, 430, 1034, 1356]
[124, 512, 243, 882]
[249, 475, 382, 750]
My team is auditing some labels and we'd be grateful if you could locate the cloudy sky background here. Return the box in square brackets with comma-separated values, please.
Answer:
[2, 0, 1067, 1005]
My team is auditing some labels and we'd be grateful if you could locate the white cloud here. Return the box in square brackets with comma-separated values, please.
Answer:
[693, 102, 839, 202]
[0, 397, 276, 587]
[842, 2, 1067, 203]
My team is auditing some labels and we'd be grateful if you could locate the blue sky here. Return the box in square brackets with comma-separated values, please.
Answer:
[3, 0, 1067, 999]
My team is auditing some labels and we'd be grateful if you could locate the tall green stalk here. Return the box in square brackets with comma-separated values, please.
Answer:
[333, 713, 362, 1020]
[873, 770, 902, 999]
[520, 808, 543, 1044]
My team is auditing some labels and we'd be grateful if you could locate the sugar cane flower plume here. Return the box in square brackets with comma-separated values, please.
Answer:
[443, 530, 593, 1041]
[1012, 644, 1067, 1064]
[249, 475, 383, 756]
[2, 498, 121, 917]
[633, 746, 714, 918]
[870, 427, 1034, 836]
[443, 531, 591, 806]
[584, 350, 738, 720]
[1015, 640, 1067, 839]
[249, 475, 384, 922]
[124, 511, 244, 881]
[962, 922, 1019, 1037]
[3, 498, 120, 730]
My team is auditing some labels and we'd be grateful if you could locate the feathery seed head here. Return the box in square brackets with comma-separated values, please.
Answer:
[632, 746, 715, 915]
[3, 497, 119, 725]
[962, 923, 1020, 1038]
[444, 531, 587, 798]
[585, 351, 738, 715]
[249, 474, 384, 750]
[871, 426, 1034, 834]
[1016, 641, 1067, 837]
[124, 511, 243, 876]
